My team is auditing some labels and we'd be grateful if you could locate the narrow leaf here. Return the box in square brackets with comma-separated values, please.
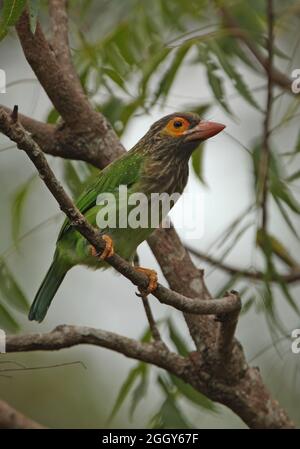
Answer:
[0, 258, 29, 312]
[154, 44, 190, 103]
[0, 301, 19, 332]
[170, 374, 217, 412]
[191, 143, 206, 184]
[11, 174, 36, 245]
[107, 365, 141, 423]
[168, 319, 190, 357]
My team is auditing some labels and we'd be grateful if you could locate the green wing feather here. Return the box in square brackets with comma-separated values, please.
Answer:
[58, 150, 144, 240]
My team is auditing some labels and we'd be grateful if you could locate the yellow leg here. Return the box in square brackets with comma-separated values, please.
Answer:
[90, 235, 114, 260]
[135, 267, 158, 294]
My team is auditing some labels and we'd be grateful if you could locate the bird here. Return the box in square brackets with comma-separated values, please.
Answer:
[29, 112, 225, 322]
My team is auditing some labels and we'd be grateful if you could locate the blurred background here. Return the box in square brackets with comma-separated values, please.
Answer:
[0, 0, 300, 428]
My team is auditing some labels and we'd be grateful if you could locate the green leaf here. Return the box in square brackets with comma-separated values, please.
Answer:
[274, 197, 299, 239]
[0, 0, 27, 40]
[208, 41, 260, 110]
[240, 296, 255, 315]
[107, 324, 154, 423]
[102, 67, 127, 92]
[168, 319, 190, 357]
[0, 258, 29, 313]
[129, 363, 149, 419]
[11, 174, 36, 246]
[28, 0, 39, 34]
[63, 161, 91, 199]
[46, 108, 60, 124]
[270, 178, 300, 214]
[256, 283, 286, 336]
[0, 301, 19, 332]
[140, 47, 171, 96]
[191, 143, 206, 185]
[287, 169, 300, 183]
[278, 281, 300, 315]
[150, 397, 191, 429]
[201, 47, 232, 114]
[169, 374, 217, 412]
[150, 376, 192, 429]
[153, 44, 190, 103]
[107, 364, 141, 424]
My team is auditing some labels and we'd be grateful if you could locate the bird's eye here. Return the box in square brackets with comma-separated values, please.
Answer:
[173, 120, 183, 129]
[164, 116, 190, 136]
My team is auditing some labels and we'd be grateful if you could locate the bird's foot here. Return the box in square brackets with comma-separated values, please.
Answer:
[90, 235, 114, 260]
[135, 267, 158, 295]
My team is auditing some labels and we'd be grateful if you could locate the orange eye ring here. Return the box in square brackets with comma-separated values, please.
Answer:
[164, 116, 190, 137]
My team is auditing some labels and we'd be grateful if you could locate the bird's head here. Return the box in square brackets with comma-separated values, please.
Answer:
[143, 112, 225, 160]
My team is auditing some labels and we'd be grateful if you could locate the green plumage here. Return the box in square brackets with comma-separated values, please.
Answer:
[29, 112, 223, 322]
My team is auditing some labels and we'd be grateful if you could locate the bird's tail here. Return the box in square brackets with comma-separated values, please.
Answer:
[29, 253, 71, 322]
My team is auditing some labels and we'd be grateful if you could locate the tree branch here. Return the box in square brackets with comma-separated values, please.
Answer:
[186, 244, 300, 284]
[6, 325, 187, 375]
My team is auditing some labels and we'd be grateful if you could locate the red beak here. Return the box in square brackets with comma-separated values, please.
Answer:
[184, 120, 225, 142]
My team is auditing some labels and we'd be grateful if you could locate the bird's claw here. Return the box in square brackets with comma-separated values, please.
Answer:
[90, 235, 114, 260]
[135, 267, 158, 295]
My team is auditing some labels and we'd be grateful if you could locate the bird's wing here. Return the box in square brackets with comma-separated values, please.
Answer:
[58, 150, 144, 240]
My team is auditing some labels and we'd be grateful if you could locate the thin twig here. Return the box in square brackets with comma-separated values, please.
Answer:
[260, 0, 274, 231]
[140, 292, 162, 342]
[186, 245, 300, 284]
[134, 258, 162, 342]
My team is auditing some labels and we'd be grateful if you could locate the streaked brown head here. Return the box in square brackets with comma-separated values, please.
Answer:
[141, 112, 225, 160]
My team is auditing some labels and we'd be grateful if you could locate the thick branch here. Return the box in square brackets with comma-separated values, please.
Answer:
[15, 11, 124, 167]
[16, 12, 94, 128]
[6, 325, 187, 375]
[0, 399, 45, 429]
